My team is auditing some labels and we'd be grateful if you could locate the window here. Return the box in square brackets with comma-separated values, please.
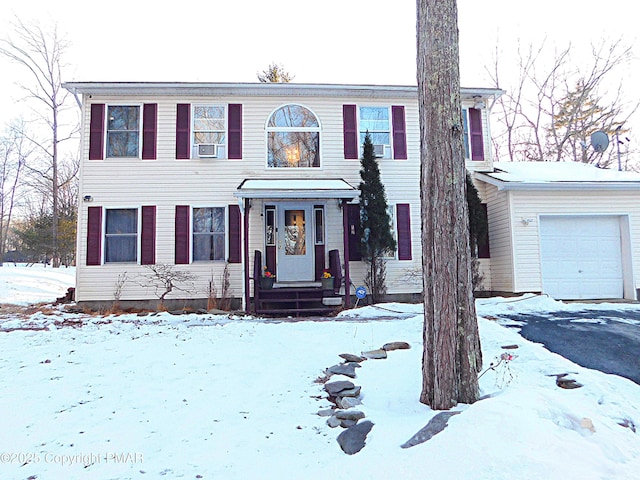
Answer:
[265, 207, 275, 246]
[107, 106, 140, 157]
[359, 106, 390, 158]
[314, 207, 324, 245]
[193, 207, 225, 261]
[267, 105, 320, 168]
[193, 105, 226, 155]
[462, 108, 484, 161]
[105, 208, 138, 263]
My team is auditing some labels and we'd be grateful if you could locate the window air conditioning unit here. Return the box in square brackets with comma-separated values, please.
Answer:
[197, 144, 218, 158]
[373, 144, 385, 158]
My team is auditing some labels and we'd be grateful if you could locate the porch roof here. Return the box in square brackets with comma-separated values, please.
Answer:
[234, 178, 359, 200]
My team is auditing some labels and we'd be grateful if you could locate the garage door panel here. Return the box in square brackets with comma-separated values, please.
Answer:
[540, 216, 623, 300]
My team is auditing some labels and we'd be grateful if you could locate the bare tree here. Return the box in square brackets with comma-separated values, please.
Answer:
[0, 17, 78, 267]
[489, 38, 637, 167]
[417, 0, 482, 410]
[257, 62, 295, 83]
[138, 264, 197, 310]
[0, 120, 31, 263]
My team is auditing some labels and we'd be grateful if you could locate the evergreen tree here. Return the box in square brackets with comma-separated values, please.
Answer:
[551, 80, 624, 166]
[257, 63, 294, 83]
[466, 174, 487, 255]
[359, 132, 396, 303]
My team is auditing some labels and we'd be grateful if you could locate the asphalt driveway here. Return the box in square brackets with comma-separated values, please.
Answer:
[495, 308, 640, 385]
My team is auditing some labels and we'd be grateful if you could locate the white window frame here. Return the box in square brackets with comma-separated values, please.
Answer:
[192, 104, 227, 159]
[103, 206, 141, 264]
[191, 205, 227, 262]
[105, 104, 142, 159]
[265, 104, 322, 169]
[461, 108, 473, 160]
[359, 106, 392, 159]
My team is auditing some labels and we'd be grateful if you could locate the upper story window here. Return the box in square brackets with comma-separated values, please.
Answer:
[359, 107, 391, 159]
[267, 105, 320, 168]
[462, 108, 485, 161]
[107, 106, 140, 157]
[105, 208, 138, 263]
[193, 105, 226, 158]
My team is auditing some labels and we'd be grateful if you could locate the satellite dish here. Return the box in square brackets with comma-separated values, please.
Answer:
[590, 131, 610, 153]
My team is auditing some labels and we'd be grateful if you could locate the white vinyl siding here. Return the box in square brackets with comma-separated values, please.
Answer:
[481, 187, 640, 299]
[76, 92, 426, 302]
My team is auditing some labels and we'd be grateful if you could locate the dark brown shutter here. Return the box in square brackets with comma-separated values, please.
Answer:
[228, 104, 243, 159]
[142, 104, 157, 160]
[175, 205, 190, 264]
[343, 105, 358, 159]
[141, 206, 156, 265]
[89, 104, 105, 160]
[396, 203, 412, 260]
[346, 203, 362, 261]
[86, 206, 102, 265]
[176, 104, 191, 159]
[392, 105, 407, 160]
[228, 204, 241, 263]
[469, 108, 484, 161]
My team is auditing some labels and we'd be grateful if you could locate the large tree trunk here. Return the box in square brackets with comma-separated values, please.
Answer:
[417, 0, 483, 409]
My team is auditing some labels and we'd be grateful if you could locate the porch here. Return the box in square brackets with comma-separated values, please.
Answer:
[235, 178, 359, 316]
[252, 250, 344, 316]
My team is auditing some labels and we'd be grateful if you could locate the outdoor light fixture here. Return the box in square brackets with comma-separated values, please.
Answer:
[83, 195, 93, 202]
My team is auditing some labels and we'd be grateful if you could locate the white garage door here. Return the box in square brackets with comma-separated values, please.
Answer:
[539, 215, 623, 300]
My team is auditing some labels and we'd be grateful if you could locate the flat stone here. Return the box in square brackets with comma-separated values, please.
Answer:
[337, 396, 362, 409]
[335, 410, 366, 421]
[382, 341, 411, 351]
[339, 353, 367, 363]
[327, 415, 341, 428]
[401, 411, 461, 448]
[325, 380, 355, 396]
[317, 408, 335, 417]
[362, 349, 387, 359]
[337, 420, 374, 455]
[327, 363, 360, 378]
[340, 419, 358, 428]
[336, 386, 361, 397]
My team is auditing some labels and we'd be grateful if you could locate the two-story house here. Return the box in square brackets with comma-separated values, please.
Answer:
[61, 81, 503, 313]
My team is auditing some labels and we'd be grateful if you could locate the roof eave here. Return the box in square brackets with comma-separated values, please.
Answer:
[62, 81, 504, 100]
[474, 174, 640, 192]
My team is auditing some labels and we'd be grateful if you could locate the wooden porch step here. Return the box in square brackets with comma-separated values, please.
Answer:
[255, 286, 341, 317]
[255, 306, 337, 316]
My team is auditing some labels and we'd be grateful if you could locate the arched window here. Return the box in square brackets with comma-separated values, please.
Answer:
[267, 105, 320, 168]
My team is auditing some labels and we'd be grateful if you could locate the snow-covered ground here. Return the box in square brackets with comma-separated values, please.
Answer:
[0, 264, 639, 479]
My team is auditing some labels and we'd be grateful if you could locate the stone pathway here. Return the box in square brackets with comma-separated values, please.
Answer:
[315, 341, 411, 454]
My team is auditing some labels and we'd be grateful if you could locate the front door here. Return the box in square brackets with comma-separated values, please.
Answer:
[277, 204, 313, 282]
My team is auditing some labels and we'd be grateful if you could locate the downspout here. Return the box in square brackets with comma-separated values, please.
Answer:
[70, 88, 83, 109]
[341, 200, 351, 307]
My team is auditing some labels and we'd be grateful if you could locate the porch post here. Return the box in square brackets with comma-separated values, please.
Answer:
[341, 200, 351, 308]
[243, 198, 251, 312]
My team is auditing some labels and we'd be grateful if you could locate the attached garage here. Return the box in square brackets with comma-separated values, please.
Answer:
[539, 215, 624, 299]
[474, 162, 640, 301]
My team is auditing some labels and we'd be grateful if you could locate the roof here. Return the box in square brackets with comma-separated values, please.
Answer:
[234, 178, 359, 200]
[475, 162, 640, 191]
[62, 81, 504, 101]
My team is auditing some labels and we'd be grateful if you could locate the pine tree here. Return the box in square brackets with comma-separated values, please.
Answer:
[359, 132, 396, 303]
[417, 0, 482, 409]
[551, 80, 625, 166]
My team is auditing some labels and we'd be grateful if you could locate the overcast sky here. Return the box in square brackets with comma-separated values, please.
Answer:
[0, 0, 637, 131]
